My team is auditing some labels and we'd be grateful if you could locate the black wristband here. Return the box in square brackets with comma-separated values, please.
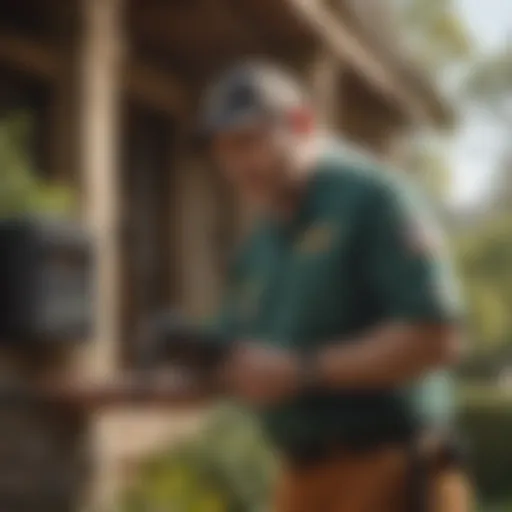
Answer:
[298, 352, 322, 392]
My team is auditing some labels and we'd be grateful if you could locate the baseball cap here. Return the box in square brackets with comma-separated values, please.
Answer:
[196, 61, 309, 144]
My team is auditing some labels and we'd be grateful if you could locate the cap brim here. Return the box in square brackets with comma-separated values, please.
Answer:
[192, 108, 268, 150]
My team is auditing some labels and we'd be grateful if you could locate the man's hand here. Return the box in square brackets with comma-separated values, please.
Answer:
[219, 342, 301, 406]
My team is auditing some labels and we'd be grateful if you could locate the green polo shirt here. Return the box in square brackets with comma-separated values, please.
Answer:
[215, 142, 462, 449]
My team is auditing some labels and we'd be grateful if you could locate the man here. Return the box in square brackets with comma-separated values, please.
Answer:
[199, 62, 470, 511]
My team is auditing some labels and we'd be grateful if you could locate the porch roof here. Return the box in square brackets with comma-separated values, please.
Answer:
[0, 0, 451, 126]
[128, 0, 451, 126]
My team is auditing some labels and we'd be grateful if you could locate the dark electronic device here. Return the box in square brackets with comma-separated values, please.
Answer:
[144, 311, 233, 372]
[0, 216, 94, 344]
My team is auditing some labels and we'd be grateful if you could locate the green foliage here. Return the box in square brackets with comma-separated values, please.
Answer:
[396, 0, 473, 72]
[405, 139, 452, 203]
[464, 45, 512, 208]
[117, 394, 512, 511]
[0, 111, 75, 217]
[392, 0, 474, 204]
[454, 212, 512, 351]
[459, 386, 512, 503]
[117, 406, 276, 512]
[464, 48, 512, 128]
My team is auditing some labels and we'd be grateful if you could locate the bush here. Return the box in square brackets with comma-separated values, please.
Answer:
[0, 111, 75, 217]
[118, 405, 276, 512]
[118, 389, 512, 510]
[459, 385, 512, 504]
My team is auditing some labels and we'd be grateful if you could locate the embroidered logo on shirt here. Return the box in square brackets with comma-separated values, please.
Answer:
[295, 223, 335, 254]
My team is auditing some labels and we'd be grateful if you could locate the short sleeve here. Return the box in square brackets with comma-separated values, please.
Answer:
[361, 181, 463, 323]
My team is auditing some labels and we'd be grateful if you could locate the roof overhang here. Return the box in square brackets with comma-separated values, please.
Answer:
[0, 0, 452, 127]
[285, 0, 452, 127]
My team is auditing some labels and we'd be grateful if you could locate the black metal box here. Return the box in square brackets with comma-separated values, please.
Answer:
[0, 217, 94, 343]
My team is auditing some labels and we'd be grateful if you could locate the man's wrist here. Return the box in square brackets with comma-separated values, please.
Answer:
[297, 351, 324, 391]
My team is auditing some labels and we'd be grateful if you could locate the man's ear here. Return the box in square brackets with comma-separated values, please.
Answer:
[287, 107, 315, 136]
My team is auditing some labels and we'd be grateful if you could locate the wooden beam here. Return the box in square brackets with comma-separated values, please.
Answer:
[0, 32, 60, 78]
[125, 61, 189, 116]
[223, 0, 289, 56]
[0, 32, 188, 116]
[308, 47, 341, 127]
[286, 0, 428, 124]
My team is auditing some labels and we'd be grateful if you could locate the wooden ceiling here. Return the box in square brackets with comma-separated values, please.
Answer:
[0, 0, 317, 73]
[127, 0, 318, 82]
[0, 0, 450, 125]
[0, 0, 78, 39]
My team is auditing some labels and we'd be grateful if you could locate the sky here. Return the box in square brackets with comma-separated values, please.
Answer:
[449, 0, 512, 207]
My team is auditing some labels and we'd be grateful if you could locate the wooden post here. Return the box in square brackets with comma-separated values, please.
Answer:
[77, 1, 124, 508]
[79, 0, 124, 379]
[174, 158, 225, 320]
[48, 2, 81, 185]
[308, 47, 341, 129]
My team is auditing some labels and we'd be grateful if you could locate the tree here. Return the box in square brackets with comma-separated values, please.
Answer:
[393, 0, 473, 205]
[455, 213, 512, 351]
[464, 47, 512, 129]
[464, 47, 512, 206]
[0, 111, 75, 217]
[395, 0, 472, 74]
[403, 136, 453, 203]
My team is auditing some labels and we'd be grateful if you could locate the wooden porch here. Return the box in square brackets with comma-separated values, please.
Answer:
[0, 0, 449, 508]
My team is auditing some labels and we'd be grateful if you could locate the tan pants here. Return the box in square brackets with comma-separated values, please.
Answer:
[273, 446, 472, 512]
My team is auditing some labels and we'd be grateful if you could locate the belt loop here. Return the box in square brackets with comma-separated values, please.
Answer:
[406, 432, 431, 512]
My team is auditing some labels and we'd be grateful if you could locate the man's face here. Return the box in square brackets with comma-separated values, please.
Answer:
[210, 121, 289, 206]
